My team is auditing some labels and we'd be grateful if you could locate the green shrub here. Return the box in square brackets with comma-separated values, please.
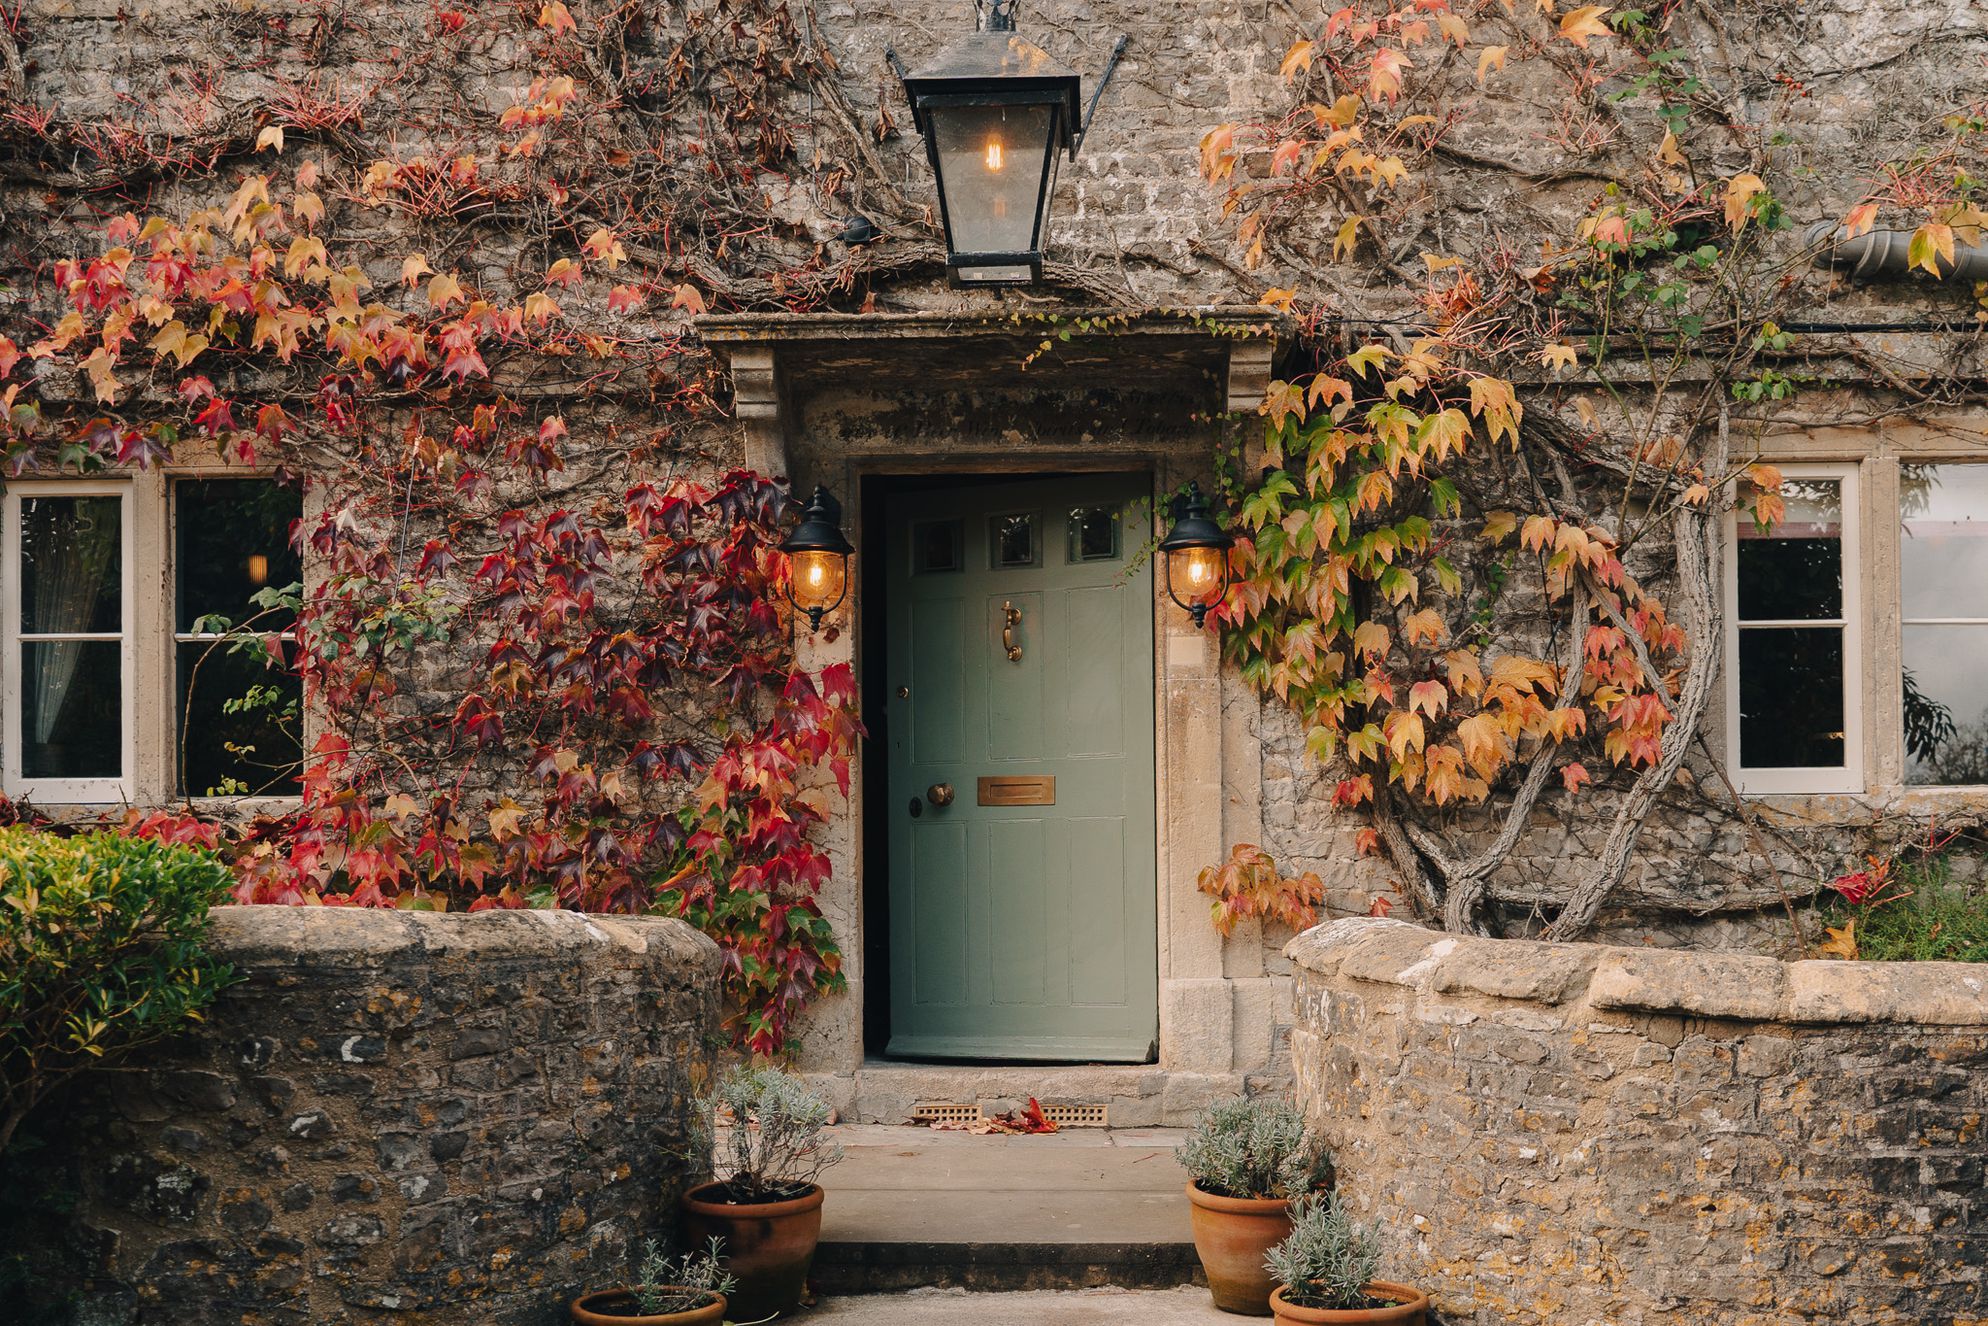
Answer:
[1265, 1191, 1384, 1310]
[1177, 1097, 1333, 1200]
[1827, 857, 1988, 964]
[0, 829, 237, 1153]
[631, 1237, 734, 1315]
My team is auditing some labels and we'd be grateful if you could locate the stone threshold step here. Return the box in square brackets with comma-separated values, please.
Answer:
[813, 1239, 1204, 1294]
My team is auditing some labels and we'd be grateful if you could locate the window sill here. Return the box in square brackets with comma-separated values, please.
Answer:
[1743, 784, 1988, 820]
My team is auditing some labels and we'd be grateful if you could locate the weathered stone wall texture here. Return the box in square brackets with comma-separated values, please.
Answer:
[1288, 917, 1988, 1326]
[3, 907, 721, 1326]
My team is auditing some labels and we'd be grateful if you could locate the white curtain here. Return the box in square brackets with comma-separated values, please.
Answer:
[22, 497, 119, 748]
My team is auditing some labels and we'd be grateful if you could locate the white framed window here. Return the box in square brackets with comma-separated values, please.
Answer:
[2, 482, 137, 803]
[1724, 463, 1862, 795]
[1, 473, 304, 806]
[1898, 462, 1988, 786]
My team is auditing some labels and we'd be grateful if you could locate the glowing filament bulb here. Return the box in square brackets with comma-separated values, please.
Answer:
[806, 561, 827, 588]
[985, 139, 1005, 171]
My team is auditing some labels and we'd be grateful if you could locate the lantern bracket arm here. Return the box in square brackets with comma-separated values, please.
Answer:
[1075, 34, 1129, 156]
[886, 45, 908, 81]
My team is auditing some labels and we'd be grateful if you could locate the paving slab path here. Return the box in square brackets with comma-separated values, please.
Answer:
[813, 1124, 1203, 1295]
[802, 1286, 1234, 1323]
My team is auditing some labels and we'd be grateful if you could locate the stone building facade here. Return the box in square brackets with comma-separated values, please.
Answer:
[2, 0, 1986, 1120]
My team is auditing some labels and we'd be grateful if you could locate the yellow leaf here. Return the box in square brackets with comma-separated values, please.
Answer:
[1281, 39, 1316, 81]
[1476, 45, 1508, 83]
[1345, 344, 1389, 378]
[255, 124, 285, 154]
[1683, 483, 1709, 506]
[1316, 94, 1362, 129]
[1656, 129, 1686, 166]
[427, 272, 466, 308]
[1408, 679, 1449, 718]
[1383, 709, 1427, 760]
[1723, 173, 1766, 231]
[488, 800, 527, 841]
[1480, 510, 1517, 544]
[1260, 287, 1298, 311]
[1353, 620, 1391, 660]
[1333, 214, 1365, 261]
[1558, 5, 1612, 47]
[401, 253, 433, 287]
[1748, 462, 1783, 492]
[383, 793, 420, 820]
[1908, 222, 1956, 277]
[1403, 608, 1446, 647]
[538, 1, 576, 34]
[1818, 920, 1858, 961]
[1437, 12, 1470, 45]
[1539, 343, 1579, 371]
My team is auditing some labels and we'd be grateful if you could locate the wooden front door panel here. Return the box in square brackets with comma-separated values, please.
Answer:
[884, 475, 1158, 1062]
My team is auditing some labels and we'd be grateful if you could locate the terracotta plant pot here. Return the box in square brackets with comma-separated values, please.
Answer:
[1185, 1181, 1295, 1315]
[1268, 1281, 1430, 1325]
[680, 1180, 825, 1320]
[568, 1287, 727, 1325]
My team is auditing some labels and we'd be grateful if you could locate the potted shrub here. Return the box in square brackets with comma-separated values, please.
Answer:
[570, 1239, 734, 1325]
[680, 1065, 843, 1320]
[1265, 1192, 1428, 1325]
[1178, 1098, 1334, 1315]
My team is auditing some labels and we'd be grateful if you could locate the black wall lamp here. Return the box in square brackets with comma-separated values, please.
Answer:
[890, 1, 1127, 286]
[1159, 481, 1234, 629]
[779, 485, 854, 632]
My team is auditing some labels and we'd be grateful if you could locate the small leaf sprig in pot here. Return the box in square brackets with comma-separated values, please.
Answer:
[1178, 1098, 1334, 1315]
[570, 1238, 734, 1325]
[1265, 1191, 1428, 1325]
[680, 1065, 844, 1319]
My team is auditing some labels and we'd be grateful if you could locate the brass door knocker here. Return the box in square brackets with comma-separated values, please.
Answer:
[1002, 601, 1023, 662]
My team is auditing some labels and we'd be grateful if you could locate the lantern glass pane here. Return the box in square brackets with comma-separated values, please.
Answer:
[1170, 545, 1228, 609]
[790, 549, 848, 616]
[928, 101, 1055, 264]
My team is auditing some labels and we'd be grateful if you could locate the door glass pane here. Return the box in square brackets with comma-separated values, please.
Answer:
[1735, 478, 1841, 621]
[18, 495, 121, 634]
[913, 520, 963, 575]
[21, 640, 120, 778]
[1738, 627, 1844, 769]
[1067, 504, 1121, 562]
[990, 513, 1037, 569]
[175, 479, 302, 631]
[1900, 464, 1988, 622]
[176, 640, 302, 796]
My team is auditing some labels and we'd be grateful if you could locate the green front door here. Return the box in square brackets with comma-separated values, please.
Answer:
[884, 475, 1158, 1062]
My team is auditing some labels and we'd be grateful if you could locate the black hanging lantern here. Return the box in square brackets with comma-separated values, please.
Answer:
[1159, 481, 1234, 629]
[893, 2, 1124, 286]
[779, 486, 854, 631]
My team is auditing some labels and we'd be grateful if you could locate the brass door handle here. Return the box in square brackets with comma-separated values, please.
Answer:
[1002, 601, 1022, 662]
[927, 782, 955, 807]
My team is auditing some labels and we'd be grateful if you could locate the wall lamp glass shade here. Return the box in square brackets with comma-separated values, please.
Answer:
[1158, 482, 1234, 628]
[898, 28, 1082, 286]
[779, 486, 854, 631]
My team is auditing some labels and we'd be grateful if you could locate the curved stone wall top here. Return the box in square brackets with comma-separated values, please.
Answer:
[1286, 916, 1988, 1026]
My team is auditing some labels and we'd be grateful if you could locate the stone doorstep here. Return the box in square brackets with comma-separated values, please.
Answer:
[813, 1124, 1203, 1296]
[809, 1062, 1248, 1128]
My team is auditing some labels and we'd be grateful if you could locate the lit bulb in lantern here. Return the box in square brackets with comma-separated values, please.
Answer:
[985, 138, 1005, 171]
[1173, 545, 1226, 608]
[246, 553, 270, 587]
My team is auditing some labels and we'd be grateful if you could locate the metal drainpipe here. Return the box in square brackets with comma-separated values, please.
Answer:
[1805, 220, 1988, 282]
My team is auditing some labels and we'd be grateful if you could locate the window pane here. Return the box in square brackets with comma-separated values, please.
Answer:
[1903, 625, 1988, 785]
[1067, 505, 1121, 562]
[990, 513, 1036, 569]
[19, 495, 121, 634]
[929, 102, 1055, 258]
[21, 640, 121, 778]
[1738, 627, 1844, 769]
[913, 520, 963, 575]
[175, 479, 302, 632]
[1735, 478, 1840, 621]
[1900, 464, 1988, 622]
[176, 640, 302, 796]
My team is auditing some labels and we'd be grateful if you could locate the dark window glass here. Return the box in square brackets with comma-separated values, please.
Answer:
[19, 495, 121, 634]
[176, 640, 301, 796]
[1735, 538, 1840, 620]
[1738, 628, 1844, 769]
[21, 640, 121, 778]
[1067, 505, 1121, 562]
[990, 513, 1036, 569]
[174, 480, 303, 796]
[913, 520, 963, 575]
[175, 479, 302, 631]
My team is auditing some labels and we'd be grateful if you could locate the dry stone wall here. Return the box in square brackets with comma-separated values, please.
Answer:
[1287, 917, 1988, 1326]
[0, 906, 721, 1326]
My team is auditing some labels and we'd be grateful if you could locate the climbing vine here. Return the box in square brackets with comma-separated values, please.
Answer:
[1200, 0, 1988, 937]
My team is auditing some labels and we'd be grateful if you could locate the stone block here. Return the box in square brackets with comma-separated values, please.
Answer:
[1589, 949, 1787, 1021]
